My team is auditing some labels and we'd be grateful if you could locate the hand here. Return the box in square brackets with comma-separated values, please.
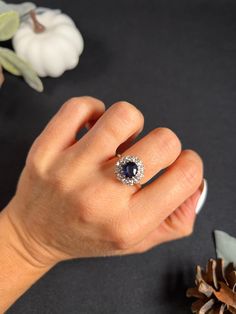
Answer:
[3, 96, 204, 267]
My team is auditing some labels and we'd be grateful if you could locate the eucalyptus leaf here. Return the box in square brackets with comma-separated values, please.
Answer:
[0, 11, 19, 41]
[0, 1, 36, 19]
[0, 55, 21, 75]
[214, 230, 236, 267]
[0, 48, 43, 92]
[0, 0, 10, 13]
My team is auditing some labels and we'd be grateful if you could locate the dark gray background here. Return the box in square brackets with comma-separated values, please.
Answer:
[1, 0, 236, 313]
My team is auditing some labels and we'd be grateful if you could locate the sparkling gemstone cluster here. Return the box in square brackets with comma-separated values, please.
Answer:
[115, 155, 144, 186]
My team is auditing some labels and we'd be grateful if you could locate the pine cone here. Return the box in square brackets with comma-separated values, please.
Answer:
[187, 259, 236, 314]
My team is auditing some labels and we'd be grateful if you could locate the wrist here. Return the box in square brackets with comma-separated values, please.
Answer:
[0, 202, 55, 312]
[0, 200, 58, 270]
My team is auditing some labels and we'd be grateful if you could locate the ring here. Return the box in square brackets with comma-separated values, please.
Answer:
[114, 154, 144, 186]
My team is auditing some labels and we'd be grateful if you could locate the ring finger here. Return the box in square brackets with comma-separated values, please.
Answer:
[119, 127, 182, 185]
[108, 150, 203, 250]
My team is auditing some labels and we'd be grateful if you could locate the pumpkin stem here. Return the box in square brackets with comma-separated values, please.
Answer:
[0, 65, 5, 88]
[30, 10, 46, 33]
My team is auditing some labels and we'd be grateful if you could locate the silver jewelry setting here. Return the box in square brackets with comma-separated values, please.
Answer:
[115, 155, 144, 186]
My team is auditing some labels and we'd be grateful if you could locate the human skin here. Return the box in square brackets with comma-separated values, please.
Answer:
[0, 97, 204, 312]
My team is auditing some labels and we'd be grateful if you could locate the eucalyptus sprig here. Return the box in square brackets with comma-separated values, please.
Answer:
[0, 0, 36, 19]
[0, 1, 43, 92]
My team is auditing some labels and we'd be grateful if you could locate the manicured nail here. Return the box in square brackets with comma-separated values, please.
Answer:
[195, 179, 208, 214]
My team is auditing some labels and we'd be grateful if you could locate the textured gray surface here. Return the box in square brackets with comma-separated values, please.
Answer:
[1, 0, 236, 313]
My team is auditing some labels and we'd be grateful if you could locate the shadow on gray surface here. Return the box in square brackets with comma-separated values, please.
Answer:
[160, 265, 194, 314]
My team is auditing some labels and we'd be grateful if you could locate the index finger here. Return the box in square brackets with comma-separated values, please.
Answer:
[28, 96, 105, 165]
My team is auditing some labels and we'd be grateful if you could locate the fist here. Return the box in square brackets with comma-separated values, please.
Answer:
[5, 97, 204, 266]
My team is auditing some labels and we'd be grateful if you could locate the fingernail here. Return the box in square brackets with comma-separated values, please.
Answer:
[195, 179, 208, 214]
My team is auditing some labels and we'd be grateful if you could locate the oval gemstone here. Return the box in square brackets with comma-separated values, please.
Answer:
[123, 161, 138, 178]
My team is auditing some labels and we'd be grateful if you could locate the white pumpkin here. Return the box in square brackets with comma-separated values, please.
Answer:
[12, 9, 84, 77]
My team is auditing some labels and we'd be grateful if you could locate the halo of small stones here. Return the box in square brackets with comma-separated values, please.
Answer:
[115, 155, 144, 186]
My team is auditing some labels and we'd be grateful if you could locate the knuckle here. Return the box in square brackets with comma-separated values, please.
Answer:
[61, 96, 105, 112]
[77, 95, 103, 103]
[78, 96, 105, 110]
[152, 127, 182, 156]
[78, 205, 95, 224]
[26, 150, 45, 179]
[102, 102, 144, 143]
[61, 97, 80, 111]
[177, 150, 203, 190]
[135, 246, 150, 254]
[109, 221, 137, 250]
[76, 192, 98, 224]
[180, 224, 194, 237]
[111, 101, 144, 126]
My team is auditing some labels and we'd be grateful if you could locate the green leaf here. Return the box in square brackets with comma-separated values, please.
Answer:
[0, 11, 19, 41]
[214, 230, 236, 267]
[0, 1, 36, 19]
[0, 1, 9, 13]
[0, 55, 21, 75]
[0, 48, 43, 92]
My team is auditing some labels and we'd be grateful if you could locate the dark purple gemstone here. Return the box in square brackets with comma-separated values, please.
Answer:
[123, 162, 138, 178]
